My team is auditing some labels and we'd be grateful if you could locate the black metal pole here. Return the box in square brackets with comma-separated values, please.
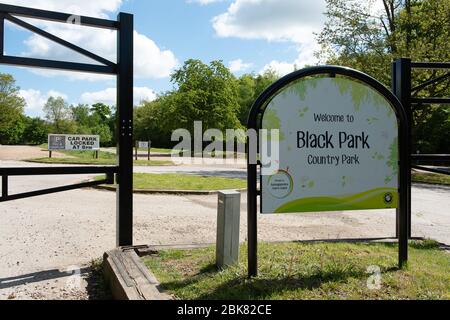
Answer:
[0, 16, 4, 57]
[148, 141, 151, 161]
[247, 141, 258, 278]
[2, 175, 7, 198]
[116, 12, 134, 247]
[392, 58, 412, 239]
[398, 117, 409, 268]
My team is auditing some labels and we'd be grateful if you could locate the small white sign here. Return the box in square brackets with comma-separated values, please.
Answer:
[48, 134, 100, 151]
[138, 141, 150, 149]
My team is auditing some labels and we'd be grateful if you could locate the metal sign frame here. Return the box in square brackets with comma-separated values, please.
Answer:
[392, 58, 450, 238]
[247, 65, 410, 277]
[0, 4, 134, 247]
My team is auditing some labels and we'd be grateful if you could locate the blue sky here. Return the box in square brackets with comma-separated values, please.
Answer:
[1, 0, 334, 117]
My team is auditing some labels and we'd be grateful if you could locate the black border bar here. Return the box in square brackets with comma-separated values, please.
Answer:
[0, 3, 118, 29]
[0, 178, 113, 203]
[3, 13, 115, 67]
[0, 166, 118, 176]
[0, 55, 116, 75]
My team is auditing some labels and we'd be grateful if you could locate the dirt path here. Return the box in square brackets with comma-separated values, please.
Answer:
[0, 145, 67, 160]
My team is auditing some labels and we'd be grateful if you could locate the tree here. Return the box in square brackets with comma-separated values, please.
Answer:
[91, 103, 112, 122]
[316, 0, 450, 153]
[0, 73, 26, 144]
[236, 70, 279, 125]
[71, 104, 91, 127]
[43, 96, 75, 134]
[134, 97, 173, 147]
[170, 59, 242, 134]
[22, 117, 49, 145]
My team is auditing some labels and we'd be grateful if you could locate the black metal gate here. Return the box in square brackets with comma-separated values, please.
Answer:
[392, 58, 450, 238]
[0, 4, 134, 247]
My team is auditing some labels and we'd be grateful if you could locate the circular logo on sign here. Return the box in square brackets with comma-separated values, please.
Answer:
[383, 193, 394, 204]
[268, 170, 293, 199]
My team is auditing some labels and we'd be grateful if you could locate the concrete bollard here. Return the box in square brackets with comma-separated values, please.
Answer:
[216, 190, 241, 268]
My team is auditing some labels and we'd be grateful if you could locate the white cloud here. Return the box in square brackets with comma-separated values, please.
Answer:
[212, 0, 326, 44]
[260, 60, 295, 77]
[213, 0, 326, 75]
[260, 42, 319, 76]
[81, 87, 156, 106]
[3, 0, 178, 80]
[228, 59, 252, 73]
[134, 31, 178, 79]
[19, 88, 68, 117]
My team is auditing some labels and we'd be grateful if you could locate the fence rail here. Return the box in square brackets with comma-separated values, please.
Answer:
[0, 166, 118, 202]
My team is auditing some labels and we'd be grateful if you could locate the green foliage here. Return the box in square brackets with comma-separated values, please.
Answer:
[91, 124, 113, 145]
[170, 59, 242, 133]
[22, 117, 49, 145]
[91, 103, 112, 122]
[71, 103, 115, 147]
[3, 61, 277, 148]
[71, 104, 91, 126]
[43, 96, 76, 134]
[135, 59, 264, 147]
[134, 98, 174, 147]
[0, 73, 26, 144]
[317, 0, 450, 153]
[237, 70, 279, 124]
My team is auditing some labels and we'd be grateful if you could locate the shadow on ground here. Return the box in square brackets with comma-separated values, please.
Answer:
[0, 263, 111, 300]
[159, 262, 399, 300]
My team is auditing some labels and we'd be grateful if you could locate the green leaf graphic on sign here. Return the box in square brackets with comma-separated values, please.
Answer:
[367, 117, 379, 124]
[298, 106, 309, 118]
[332, 78, 393, 113]
[387, 137, 399, 174]
[372, 152, 385, 160]
[262, 109, 284, 141]
[383, 137, 399, 185]
[282, 78, 321, 101]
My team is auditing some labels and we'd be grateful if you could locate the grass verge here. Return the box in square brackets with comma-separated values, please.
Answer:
[96, 173, 246, 191]
[143, 240, 450, 300]
[30, 146, 172, 166]
[412, 171, 450, 186]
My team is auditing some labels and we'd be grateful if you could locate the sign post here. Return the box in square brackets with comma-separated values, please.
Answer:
[247, 66, 410, 278]
[137, 141, 151, 161]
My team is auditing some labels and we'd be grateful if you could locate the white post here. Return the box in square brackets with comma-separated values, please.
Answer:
[216, 190, 241, 268]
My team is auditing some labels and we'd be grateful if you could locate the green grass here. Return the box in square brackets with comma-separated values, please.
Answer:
[30, 145, 172, 166]
[143, 240, 450, 300]
[144, 147, 173, 154]
[412, 172, 450, 186]
[96, 173, 246, 191]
